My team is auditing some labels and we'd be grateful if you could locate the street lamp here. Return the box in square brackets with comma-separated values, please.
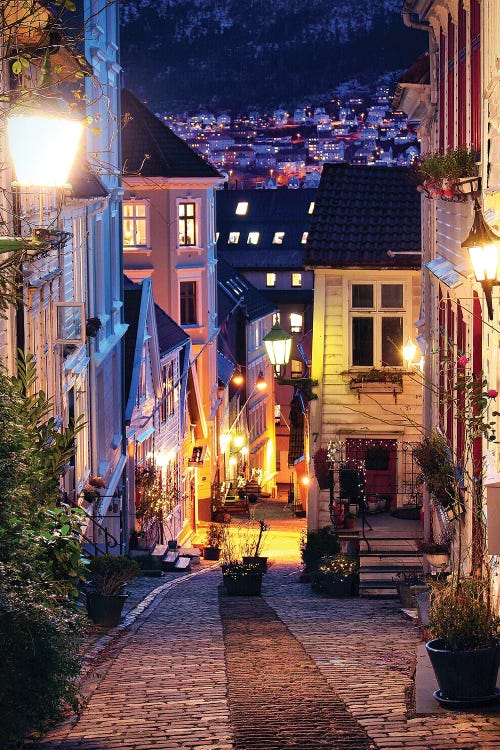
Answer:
[462, 198, 500, 321]
[402, 336, 417, 369]
[262, 321, 317, 398]
[7, 50, 82, 219]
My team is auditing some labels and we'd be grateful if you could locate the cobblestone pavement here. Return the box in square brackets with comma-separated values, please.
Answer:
[37, 557, 500, 750]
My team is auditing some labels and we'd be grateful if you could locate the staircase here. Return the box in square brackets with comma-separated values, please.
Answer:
[358, 535, 423, 597]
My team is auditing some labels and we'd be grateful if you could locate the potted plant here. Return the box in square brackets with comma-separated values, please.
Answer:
[417, 530, 451, 571]
[415, 147, 477, 199]
[85, 555, 141, 627]
[426, 577, 500, 705]
[222, 560, 263, 596]
[393, 569, 426, 609]
[299, 526, 340, 580]
[311, 554, 359, 597]
[241, 518, 270, 571]
[313, 447, 331, 490]
[204, 522, 228, 560]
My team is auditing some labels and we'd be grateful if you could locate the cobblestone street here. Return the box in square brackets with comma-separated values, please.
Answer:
[37, 507, 500, 750]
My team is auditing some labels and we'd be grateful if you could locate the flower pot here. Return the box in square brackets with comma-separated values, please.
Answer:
[204, 546, 220, 561]
[242, 555, 268, 572]
[424, 552, 449, 569]
[323, 573, 358, 597]
[223, 572, 263, 596]
[426, 639, 500, 704]
[86, 591, 129, 627]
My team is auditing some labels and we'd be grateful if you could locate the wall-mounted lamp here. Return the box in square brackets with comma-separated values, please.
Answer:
[255, 371, 267, 391]
[402, 336, 417, 369]
[232, 367, 244, 387]
[262, 322, 317, 398]
[462, 198, 500, 321]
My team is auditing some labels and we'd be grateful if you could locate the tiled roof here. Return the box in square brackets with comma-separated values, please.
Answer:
[154, 303, 190, 357]
[216, 188, 316, 270]
[304, 164, 421, 268]
[217, 256, 276, 324]
[121, 89, 220, 179]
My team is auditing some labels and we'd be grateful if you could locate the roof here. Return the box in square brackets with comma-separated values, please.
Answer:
[217, 350, 236, 387]
[121, 89, 220, 179]
[392, 52, 430, 111]
[304, 164, 421, 269]
[154, 304, 189, 357]
[217, 256, 276, 324]
[68, 159, 108, 200]
[216, 188, 316, 270]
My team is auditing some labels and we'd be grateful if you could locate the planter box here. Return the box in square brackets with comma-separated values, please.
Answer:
[242, 555, 268, 572]
[223, 572, 263, 596]
[204, 546, 221, 561]
[350, 380, 403, 394]
[312, 572, 358, 597]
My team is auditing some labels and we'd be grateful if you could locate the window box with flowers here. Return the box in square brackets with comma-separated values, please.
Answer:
[414, 147, 478, 202]
[348, 369, 403, 394]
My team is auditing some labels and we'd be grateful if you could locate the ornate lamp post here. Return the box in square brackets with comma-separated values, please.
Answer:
[462, 198, 500, 321]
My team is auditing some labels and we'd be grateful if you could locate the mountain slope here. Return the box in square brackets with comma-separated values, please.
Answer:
[120, 0, 426, 110]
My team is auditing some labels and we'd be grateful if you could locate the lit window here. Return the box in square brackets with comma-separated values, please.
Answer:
[301, 231, 308, 244]
[273, 231, 285, 244]
[215, 232, 220, 242]
[178, 202, 197, 247]
[350, 282, 404, 367]
[290, 313, 303, 333]
[291, 359, 303, 377]
[308, 201, 315, 214]
[274, 404, 281, 424]
[266, 273, 276, 287]
[291, 273, 302, 287]
[228, 231, 240, 244]
[123, 200, 149, 247]
[247, 232, 260, 245]
[236, 201, 248, 215]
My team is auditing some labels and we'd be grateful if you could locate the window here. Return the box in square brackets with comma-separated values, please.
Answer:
[273, 231, 285, 244]
[228, 231, 240, 244]
[180, 281, 197, 325]
[290, 312, 303, 333]
[123, 200, 148, 247]
[308, 201, 315, 214]
[160, 362, 175, 423]
[247, 231, 260, 245]
[235, 201, 248, 215]
[266, 272, 276, 287]
[350, 282, 404, 367]
[291, 272, 302, 287]
[274, 404, 281, 425]
[291, 359, 303, 378]
[301, 231, 308, 244]
[178, 202, 196, 246]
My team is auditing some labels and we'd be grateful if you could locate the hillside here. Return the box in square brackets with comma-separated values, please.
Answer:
[120, 0, 426, 111]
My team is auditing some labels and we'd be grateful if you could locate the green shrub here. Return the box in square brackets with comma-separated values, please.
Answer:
[0, 580, 84, 746]
[429, 578, 500, 650]
[300, 526, 340, 571]
[88, 555, 141, 595]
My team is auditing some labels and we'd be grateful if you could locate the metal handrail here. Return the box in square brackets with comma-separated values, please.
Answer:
[64, 493, 119, 556]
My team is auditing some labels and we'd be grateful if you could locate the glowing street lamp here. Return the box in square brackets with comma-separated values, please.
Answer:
[7, 51, 82, 193]
[462, 198, 500, 321]
[262, 322, 292, 378]
[402, 337, 417, 369]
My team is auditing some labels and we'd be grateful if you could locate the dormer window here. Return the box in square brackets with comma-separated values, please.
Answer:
[178, 201, 197, 247]
[228, 231, 240, 244]
[301, 231, 308, 244]
[273, 232, 285, 244]
[308, 201, 315, 215]
[247, 232, 260, 245]
[236, 201, 248, 215]
[266, 273, 276, 287]
[291, 272, 302, 287]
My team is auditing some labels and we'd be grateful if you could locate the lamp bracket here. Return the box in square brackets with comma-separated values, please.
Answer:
[276, 376, 318, 400]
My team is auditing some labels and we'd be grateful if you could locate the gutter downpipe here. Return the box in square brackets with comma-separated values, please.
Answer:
[403, 2, 435, 547]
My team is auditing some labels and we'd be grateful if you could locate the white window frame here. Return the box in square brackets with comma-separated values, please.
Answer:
[123, 199, 150, 249]
[55, 302, 85, 344]
[349, 281, 406, 369]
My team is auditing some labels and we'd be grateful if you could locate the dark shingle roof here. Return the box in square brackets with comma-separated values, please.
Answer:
[217, 256, 276, 324]
[154, 304, 190, 357]
[304, 164, 421, 269]
[121, 89, 220, 179]
[216, 188, 316, 270]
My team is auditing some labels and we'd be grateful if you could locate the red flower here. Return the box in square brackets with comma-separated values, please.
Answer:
[487, 389, 498, 398]
[457, 356, 468, 366]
